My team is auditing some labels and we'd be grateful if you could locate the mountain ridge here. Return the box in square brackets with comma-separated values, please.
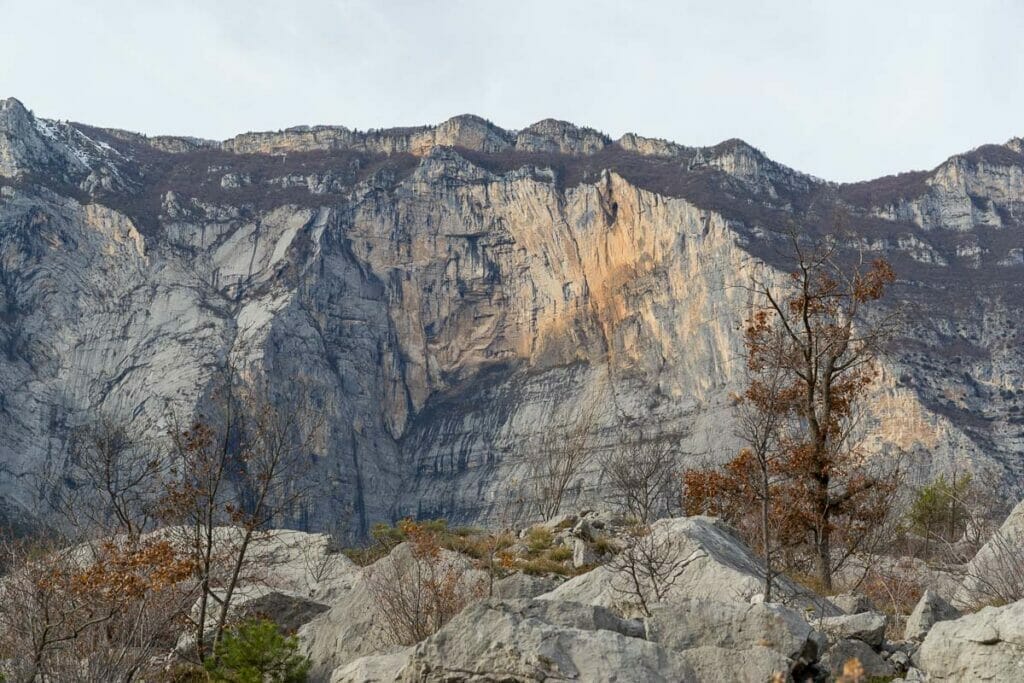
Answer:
[1, 97, 1022, 536]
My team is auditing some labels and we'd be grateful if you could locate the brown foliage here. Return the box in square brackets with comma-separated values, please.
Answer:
[685, 234, 901, 591]
[0, 535, 194, 682]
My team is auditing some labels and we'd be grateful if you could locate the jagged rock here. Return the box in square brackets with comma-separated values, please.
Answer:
[916, 599, 1024, 681]
[820, 639, 895, 680]
[954, 498, 1024, 609]
[905, 590, 961, 641]
[644, 599, 818, 663]
[539, 517, 833, 616]
[817, 612, 888, 648]
[828, 593, 876, 615]
[572, 537, 598, 568]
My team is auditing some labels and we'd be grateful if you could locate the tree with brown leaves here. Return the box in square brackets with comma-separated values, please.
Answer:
[686, 234, 900, 592]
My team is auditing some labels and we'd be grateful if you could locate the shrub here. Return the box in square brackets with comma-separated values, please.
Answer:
[547, 546, 572, 563]
[203, 618, 310, 683]
[366, 520, 485, 645]
[593, 536, 617, 556]
[521, 558, 572, 576]
[525, 527, 554, 554]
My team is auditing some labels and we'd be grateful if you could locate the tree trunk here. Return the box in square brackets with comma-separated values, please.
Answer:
[816, 525, 832, 592]
[762, 493, 773, 602]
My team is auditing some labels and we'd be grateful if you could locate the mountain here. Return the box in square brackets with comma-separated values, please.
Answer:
[1, 97, 1022, 536]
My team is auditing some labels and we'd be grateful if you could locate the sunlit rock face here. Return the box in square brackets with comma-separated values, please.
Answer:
[1, 96, 1022, 535]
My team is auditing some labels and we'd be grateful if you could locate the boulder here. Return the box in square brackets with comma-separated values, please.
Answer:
[819, 639, 895, 680]
[904, 589, 961, 641]
[490, 572, 560, 600]
[954, 499, 1024, 609]
[330, 649, 411, 683]
[675, 645, 794, 683]
[236, 591, 329, 633]
[401, 598, 813, 683]
[828, 593, 876, 615]
[917, 598, 1024, 681]
[572, 537, 598, 568]
[540, 512, 578, 532]
[300, 542, 486, 679]
[645, 599, 817, 663]
[403, 599, 694, 682]
[817, 611, 888, 648]
[539, 516, 833, 617]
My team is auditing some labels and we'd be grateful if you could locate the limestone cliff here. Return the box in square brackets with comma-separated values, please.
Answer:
[1, 97, 1021, 535]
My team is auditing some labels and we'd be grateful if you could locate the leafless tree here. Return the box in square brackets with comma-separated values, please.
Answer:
[600, 434, 680, 524]
[959, 528, 1024, 607]
[57, 416, 165, 541]
[159, 365, 324, 662]
[608, 523, 706, 616]
[728, 356, 789, 601]
[524, 403, 600, 521]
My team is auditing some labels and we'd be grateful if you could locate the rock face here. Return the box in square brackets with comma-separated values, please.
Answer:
[917, 598, 1024, 681]
[2, 97, 1024, 534]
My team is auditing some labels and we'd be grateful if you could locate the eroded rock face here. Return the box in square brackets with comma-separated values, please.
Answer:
[2, 99, 1023, 534]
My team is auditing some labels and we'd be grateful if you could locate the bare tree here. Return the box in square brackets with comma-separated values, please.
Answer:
[57, 416, 165, 541]
[524, 403, 600, 521]
[608, 522, 706, 617]
[730, 357, 788, 601]
[159, 366, 323, 662]
[600, 434, 680, 524]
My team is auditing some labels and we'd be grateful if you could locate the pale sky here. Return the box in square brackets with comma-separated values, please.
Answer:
[1, 0, 1021, 182]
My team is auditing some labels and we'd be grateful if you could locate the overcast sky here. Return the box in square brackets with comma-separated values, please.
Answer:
[1, 0, 1021, 182]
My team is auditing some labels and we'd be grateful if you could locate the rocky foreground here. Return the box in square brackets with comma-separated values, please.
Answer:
[218, 501, 1024, 682]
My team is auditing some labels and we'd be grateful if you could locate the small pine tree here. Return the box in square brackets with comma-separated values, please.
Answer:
[204, 619, 310, 683]
[907, 474, 972, 558]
